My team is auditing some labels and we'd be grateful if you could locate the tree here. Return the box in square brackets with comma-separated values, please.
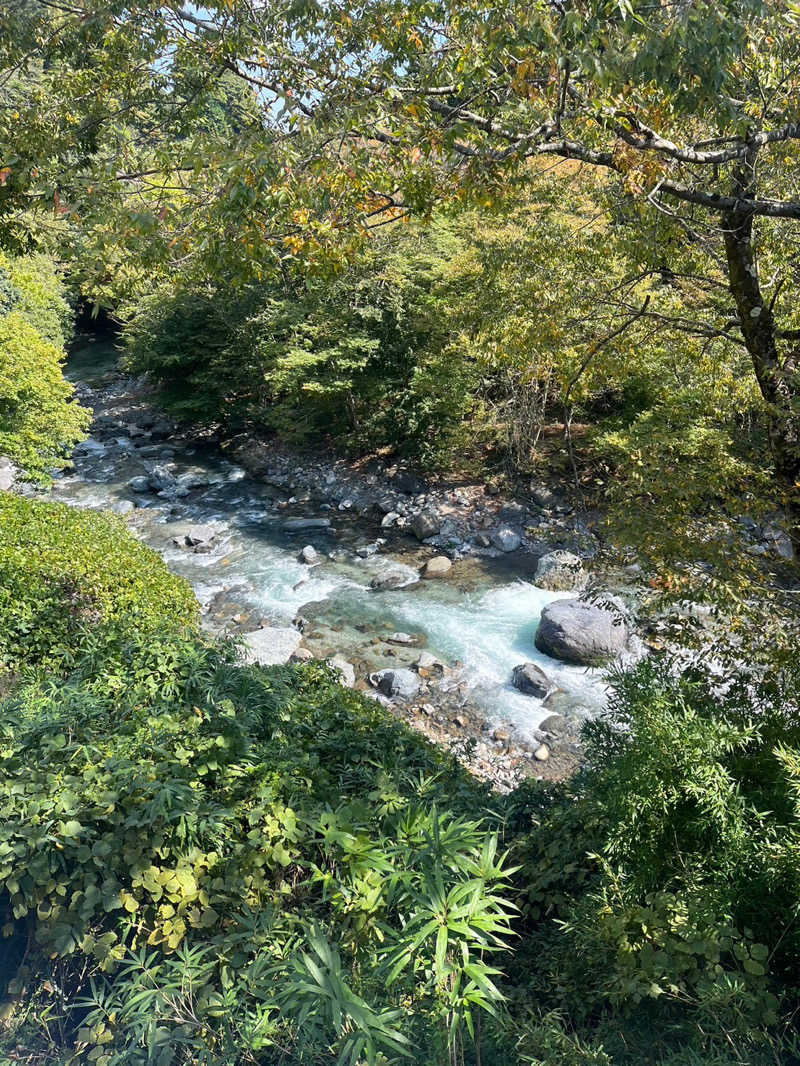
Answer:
[2, 0, 800, 544]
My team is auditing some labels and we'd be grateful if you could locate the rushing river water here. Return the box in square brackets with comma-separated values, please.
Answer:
[50, 342, 606, 744]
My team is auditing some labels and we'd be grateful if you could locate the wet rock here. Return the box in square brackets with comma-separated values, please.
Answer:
[128, 476, 152, 493]
[299, 545, 319, 564]
[411, 512, 441, 540]
[148, 464, 177, 492]
[386, 631, 419, 646]
[416, 650, 444, 673]
[74, 439, 107, 458]
[535, 598, 628, 665]
[539, 714, 571, 737]
[241, 626, 303, 666]
[376, 496, 398, 514]
[533, 743, 550, 761]
[356, 542, 381, 558]
[511, 662, 554, 698]
[370, 566, 419, 591]
[370, 668, 421, 699]
[534, 550, 587, 592]
[491, 526, 521, 552]
[283, 517, 332, 532]
[185, 524, 220, 549]
[423, 555, 452, 578]
[329, 655, 356, 687]
[492, 726, 511, 742]
[381, 511, 400, 528]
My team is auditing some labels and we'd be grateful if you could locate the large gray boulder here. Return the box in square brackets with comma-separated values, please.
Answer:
[241, 627, 303, 666]
[411, 512, 441, 540]
[511, 662, 554, 698]
[535, 598, 628, 665]
[491, 526, 521, 552]
[534, 550, 587, 592]
[127, 475, 152, 493]
[370, 668, 421, 699]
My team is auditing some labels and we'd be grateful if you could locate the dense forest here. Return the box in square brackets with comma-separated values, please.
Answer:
[1, 0, 800, 1063]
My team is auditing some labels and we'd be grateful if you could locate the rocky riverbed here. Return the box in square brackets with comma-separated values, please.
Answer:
[20, 337, 742, 790]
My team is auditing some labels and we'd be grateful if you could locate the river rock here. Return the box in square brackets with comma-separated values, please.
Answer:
[416, 650, 445, 674]
[411, 512, 441, 540]
[128, 476, 152, 493]
[511, 662, 554, 698]
[539, 714, 571, 737]
[184, 524, 214, 546]
[148, 464, 177, 492]
[283, 517, 332, 532]
[533, 743, 550, 762]
[74, 438, 107, 458]
[299, 545, 319, 564]
[386, 631, 418, 645]
[423, 556, 452, 578]
[370, 565, 418, 590]
[535, 598, 628, 665]
[530, 484, 559, 509]
[534, 550, 587, 591]
[491, 526, 521, 552]
[0, 458, 16, 491]
[370, 668, 421, 699]
[329, 655, 356, 687]
[289, 646, 314, 662]
[381, 511, 400, 528]
[241, 626, 303, 666]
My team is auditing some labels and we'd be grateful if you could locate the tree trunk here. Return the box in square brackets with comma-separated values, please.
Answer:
[722, 178, 800, 555]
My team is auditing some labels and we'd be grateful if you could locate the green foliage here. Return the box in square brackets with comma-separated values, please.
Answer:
[0, 247, 87, 480]
[123, 218, 480, 466]
[0, 634, 513, 1065]
[0, 495, 197, 671]
[0, 247, 73, 347]
[508, 657, 800, 1063]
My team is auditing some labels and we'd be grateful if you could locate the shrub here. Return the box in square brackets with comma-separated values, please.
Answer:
[0, 495, 198, 671]
[0, 640, 513, 1066]
[0, 313, 89, 479]
[508, 656, 800, 1063]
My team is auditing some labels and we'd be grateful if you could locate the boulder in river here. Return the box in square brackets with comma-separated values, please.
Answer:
[534, 550, 587, 592]
[283, 517, 332, 532]
[491, 526, 521, 552]
[241, 626, 303, 666]
[535, 598, 628, 665]
[423, 555, 452, 578]
[511, 662, 554, 698]
[299, 545, 319, 564]
[370, 565, 419, 590]
[370, 668, 421, 699]
[148, 464, 178, 492]
[128, 476, 152, 493]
